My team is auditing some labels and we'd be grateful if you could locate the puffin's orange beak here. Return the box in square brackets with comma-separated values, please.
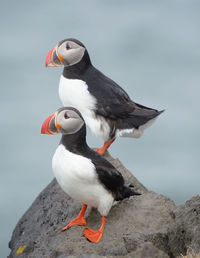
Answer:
[45, 45, 62, 67]
[45, 47, 55, 67]
[41, 114, 56, 135]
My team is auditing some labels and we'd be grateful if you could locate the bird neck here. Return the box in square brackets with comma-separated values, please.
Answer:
[62, 50, 91, 79]
[60, 125, 89, 154]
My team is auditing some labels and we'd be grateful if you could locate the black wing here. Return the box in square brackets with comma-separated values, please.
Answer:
[85, 67, 136, 119]
[95, 165, 125, 194]
[82, 147, 125, 195]
[85, 67, 161, 121]
[94, 161, 140, 200]
[73, 144, 141, 200]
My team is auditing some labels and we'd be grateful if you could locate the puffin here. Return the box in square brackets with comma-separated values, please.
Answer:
[41, 107, 140, 243]
[45, 38, 164, 155]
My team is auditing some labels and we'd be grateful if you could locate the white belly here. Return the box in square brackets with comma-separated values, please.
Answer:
[58, 75, 110, 141]
[52, 145, 114, 215]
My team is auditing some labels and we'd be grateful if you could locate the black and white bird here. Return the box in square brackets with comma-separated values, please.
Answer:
[45, 38, 164, 155]
[41, 107, 140, 243]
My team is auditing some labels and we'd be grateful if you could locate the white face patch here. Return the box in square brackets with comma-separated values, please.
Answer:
[57, 41, 85, 66]
[56, 109, 84, 135]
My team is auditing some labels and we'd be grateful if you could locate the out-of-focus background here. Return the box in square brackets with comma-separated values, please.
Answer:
[1, 0, 200, 256]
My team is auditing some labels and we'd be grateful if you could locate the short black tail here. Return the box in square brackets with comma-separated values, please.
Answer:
[115, 185, 141, 201]
[116, 104, 164, 131]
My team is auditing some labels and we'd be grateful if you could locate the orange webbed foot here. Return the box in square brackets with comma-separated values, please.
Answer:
[83, 216, 106, 243]
[62, 216, 87, 231]
[62, 204, 87, 231]
[83, 228, 103, 243]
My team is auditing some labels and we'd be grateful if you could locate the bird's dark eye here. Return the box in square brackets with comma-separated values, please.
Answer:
[64, 112, 68, 119]
[66, 43, 70, 50]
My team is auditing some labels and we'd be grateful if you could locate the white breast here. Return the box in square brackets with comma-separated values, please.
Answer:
[58, 75, 110, 141]
[52, 144, 114, 215]
[59, 75, 97, 113]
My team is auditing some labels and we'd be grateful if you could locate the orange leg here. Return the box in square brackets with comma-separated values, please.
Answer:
[62, 204, 87, 231]
[83, 216, 107, 243]
[95, 138, 115, 155]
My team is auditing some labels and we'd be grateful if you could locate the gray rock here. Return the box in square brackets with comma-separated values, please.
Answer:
[128, 242, 170, 258]
[8, 152, 200, 258]
[168, 195, 200, 257]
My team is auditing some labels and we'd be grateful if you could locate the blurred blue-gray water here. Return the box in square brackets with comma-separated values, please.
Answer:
[1, 0, 200, 256]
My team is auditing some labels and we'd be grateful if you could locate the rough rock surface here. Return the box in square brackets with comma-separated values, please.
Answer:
[168, 195, 200, 257]
[8, 152, 200, 258]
